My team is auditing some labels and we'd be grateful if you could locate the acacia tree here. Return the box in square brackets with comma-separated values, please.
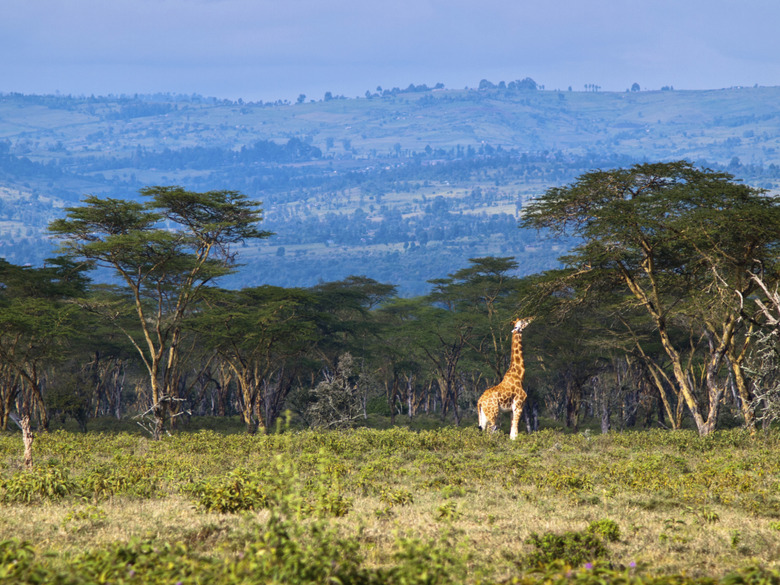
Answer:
[375, 297, 435, 421]
[445, 257, 526, 380]
[0, 258, 87, 465]
[306, 277, 396, 421]
[408, 284, 480, 424]
[743, 267, 780, 427]
[49, 187, 271, 439]
[196, 286, 321, 434]
[522, 161, 780, 435]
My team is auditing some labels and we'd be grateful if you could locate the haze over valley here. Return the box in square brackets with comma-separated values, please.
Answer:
[1, 82, 779, 293]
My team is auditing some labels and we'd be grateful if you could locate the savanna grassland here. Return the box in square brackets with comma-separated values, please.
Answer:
[2, 424, 780, 584]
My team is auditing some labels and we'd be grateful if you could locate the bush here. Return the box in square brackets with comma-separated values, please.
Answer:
[189, 468, 270, 513]
[70, 539, 214, 585]
[0, 464, 75, 503]
[307, 353, 378, 429]
[80, 463, 159, 499]
[525, 530, 608, 567]
[234, 516, 368, 585]
[586, 518, 621, 542]
[0, 539, 36, 582]
[386, 534, 469, 585]
[525, 520, 620, 568]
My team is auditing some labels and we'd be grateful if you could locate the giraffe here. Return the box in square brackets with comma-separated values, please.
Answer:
[477, 317, 534, 440]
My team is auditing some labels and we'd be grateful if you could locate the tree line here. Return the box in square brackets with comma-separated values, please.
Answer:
[3, 162, 780, 455]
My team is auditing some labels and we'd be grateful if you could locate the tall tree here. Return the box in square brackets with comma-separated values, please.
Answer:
[445, 257, 525, 379]
[196, 286, 321, 433]
[0, 258, 88, 465]
[49, 187, 271, 439]
[522, 161, 780, 435]
[376, 297, 437, 421]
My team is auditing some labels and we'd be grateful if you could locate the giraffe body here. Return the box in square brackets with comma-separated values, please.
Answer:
[477, 317, 533, 440]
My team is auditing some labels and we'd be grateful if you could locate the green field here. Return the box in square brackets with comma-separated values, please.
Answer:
[2, 423, 780, 584]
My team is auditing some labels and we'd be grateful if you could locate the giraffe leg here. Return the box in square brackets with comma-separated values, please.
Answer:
[477, 402, 487, 431]
[488, 406, 499, 432]
[489, 406, 500, 433]
[510, 398, 523, 440]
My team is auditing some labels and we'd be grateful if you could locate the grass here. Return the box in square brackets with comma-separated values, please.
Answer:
[1, 424, 780, 583]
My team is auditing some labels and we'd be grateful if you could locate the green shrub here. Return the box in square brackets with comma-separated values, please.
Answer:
[316, 490, 353, 517]
[189, 468, 270, 513]
[586, 518, 621, 542]
[525, 529, 609, 567]
[80, 463, 159, 499]
[0, 465, 75, 503]
[380, 488, 414, 506]
[0, 539, 36, 582]
[519, 562, 780, 585]
[62, 504, 108, 532]
[69, 539, 214, 585]
[233, 515, 368, 585]
[435, 501, 460, 521]
[387, 534, 469, 585]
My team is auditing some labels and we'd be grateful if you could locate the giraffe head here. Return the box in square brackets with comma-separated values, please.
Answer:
[512, 317, 535, 333]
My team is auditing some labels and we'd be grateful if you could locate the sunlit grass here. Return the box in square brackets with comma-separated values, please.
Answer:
[1, 425, 779, 582]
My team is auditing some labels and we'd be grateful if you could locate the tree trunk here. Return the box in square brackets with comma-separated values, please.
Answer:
[111, 362, 125, 420]
[0, 375, 17, 431]
[690, 328, 731, 436]
[436, 375, 449, 420]
[601, 397, 610, 435]
[153, 404, 166, 441]
[622, 389, 638, 428]
[216, 364, 232, 417]
[20, 414, 34, 469]
[634, 344, 680, 430]
[729, 356, 756, 434]
[24, 375, 49, 431]
[565, 377, 581, 431]
[245, 415, 259, 435]
[523, 399, 539, 433]
[387, 379, 397, 425]
[254, 392, 266, 434]
[240, 383, 258, 435]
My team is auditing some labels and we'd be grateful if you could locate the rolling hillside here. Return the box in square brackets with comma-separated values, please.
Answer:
[1, 84, 778, 293]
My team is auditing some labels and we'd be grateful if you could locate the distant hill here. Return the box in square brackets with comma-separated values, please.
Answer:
[1, 85, 779, 294]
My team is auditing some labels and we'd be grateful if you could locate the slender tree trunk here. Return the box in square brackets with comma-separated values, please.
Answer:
[20, 414, 34, 469]
[565, 377, 581, 431]
[600, 400, 610, 434]
[150, 376, 168, 441]
[387, 378, 397, 424]
[112, 363, 125, 420]
[148, 350, 166, 440]
[436, 375, 449, 420]
[408, 381, 414, 419]
[655, 395, 665, 427]
[523, 400, 534, 433]
[727, 351, 756, 434]
[239, 377, 258, 435]
[0, 374, 18, 431]
[216, 364, 232, 418]
[153, 406, 165, 440]
[12, 361, 49, 432]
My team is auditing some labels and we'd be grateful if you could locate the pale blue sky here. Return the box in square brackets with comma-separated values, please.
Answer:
[3, 0, 780, 101]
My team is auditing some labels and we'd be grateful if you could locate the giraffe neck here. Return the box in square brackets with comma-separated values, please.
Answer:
[507, 331, 525, 379]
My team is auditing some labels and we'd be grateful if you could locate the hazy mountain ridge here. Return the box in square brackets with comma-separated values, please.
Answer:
[1, 85, 779, 294]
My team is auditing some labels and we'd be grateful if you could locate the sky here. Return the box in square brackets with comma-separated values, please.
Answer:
[3, 0, 780, 102]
